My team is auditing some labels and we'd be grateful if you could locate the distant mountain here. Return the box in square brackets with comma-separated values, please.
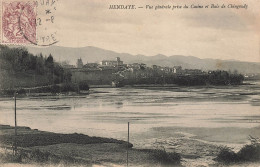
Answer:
[25, 45, 260, 74]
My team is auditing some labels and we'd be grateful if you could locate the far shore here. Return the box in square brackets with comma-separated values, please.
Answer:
[0, 83, 251, 98]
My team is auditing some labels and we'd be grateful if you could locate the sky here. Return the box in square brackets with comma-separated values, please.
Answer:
[48, 0, 260, 62]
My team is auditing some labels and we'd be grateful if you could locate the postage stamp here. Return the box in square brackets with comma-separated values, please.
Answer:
[0, 0, 59, 46]
[1, 0, 37, 44]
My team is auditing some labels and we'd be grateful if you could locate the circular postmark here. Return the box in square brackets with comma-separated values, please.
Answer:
[18, 2, 37, 44]
[19, 0, 59, 46]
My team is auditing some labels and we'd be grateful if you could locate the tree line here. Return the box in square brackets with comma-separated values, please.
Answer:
[0, 45, 72, 88]
[115, 69, 244, 86]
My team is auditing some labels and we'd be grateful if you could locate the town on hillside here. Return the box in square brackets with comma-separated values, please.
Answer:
[62, 57, 244, 87]
[65, 57, 204, 75]
[0, 44, 246, 95]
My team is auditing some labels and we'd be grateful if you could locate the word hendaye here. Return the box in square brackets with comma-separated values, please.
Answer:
[109, 5, 136, 9]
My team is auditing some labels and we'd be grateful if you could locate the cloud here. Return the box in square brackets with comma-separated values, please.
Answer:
[184, 10, 248, 31]
[51, 0, 259, 62]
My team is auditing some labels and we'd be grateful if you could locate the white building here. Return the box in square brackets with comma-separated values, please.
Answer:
[100, 57, 123, 66]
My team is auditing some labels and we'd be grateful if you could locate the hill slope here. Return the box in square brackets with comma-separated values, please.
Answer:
[26, 46, 260, 74]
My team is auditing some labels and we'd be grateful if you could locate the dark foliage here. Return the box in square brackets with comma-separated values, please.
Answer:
[0, 148, 81, 164]
[119, 69, 243, 86]
[237, 144, 260, 162]
[0, 82, 89, 95]
[149, 149, 181, 165]
[0, 132, 132, 148]
[215, 147, 239, 163]
[216, 144, 260, 164]
[0, 45, 72, 88]
[30, 149, 51, 162]
[78, 81, 90, 90]
[0, 151, 22, 163]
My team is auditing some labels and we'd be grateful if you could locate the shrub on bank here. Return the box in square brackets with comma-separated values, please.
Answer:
[237, 144, 260, 162]
[60, 84, 76, 92]
[215, 147, 238, 163]
[0, 150, 22, 163]
[215, 143, 260, 164]
[0, 82, 90, 96]
[148, 148, 181, 165]
[0, 148, 77, 164]
[78, 81, 89, 91]
[30, 149, 51, 162]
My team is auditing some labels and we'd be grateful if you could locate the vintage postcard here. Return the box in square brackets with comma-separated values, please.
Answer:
[0, 0, 259, 167]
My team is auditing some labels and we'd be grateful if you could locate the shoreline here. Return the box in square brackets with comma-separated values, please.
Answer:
[0, 124, 182, 167]
[0, 82, 255, 98]
[2, 78, 255, 95]
[1, 125, 260, 166]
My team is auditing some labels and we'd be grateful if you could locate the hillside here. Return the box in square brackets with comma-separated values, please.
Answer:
[0, 45, 72, 89]
[25, 46, 260, 74]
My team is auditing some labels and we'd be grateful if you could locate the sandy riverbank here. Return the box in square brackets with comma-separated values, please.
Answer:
[1, 124, 260, 167]
[139, 126, 260, 166]
[0, 125, 182, 167]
